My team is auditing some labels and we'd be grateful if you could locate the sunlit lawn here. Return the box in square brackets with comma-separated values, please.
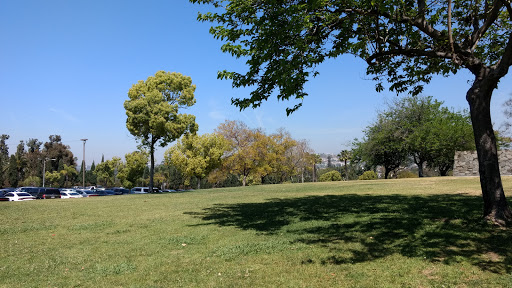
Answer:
[1, 177, 511, 287]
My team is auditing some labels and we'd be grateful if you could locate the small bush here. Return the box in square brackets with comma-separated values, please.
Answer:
[359, 171, 378, 180]
[318, 170, 342, 182]
[397, 171, 418, 178]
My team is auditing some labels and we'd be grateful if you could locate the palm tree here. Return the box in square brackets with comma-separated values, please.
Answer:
[338, 150, 352, 180]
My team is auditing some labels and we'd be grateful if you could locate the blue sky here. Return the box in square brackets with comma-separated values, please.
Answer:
[1, 0, 511, 165]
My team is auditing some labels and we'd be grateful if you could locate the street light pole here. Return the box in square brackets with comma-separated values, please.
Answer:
[42, 160, 46, 188]
[81, 139, 88, 188]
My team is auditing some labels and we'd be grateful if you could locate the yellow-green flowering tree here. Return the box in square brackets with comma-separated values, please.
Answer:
[165, 133, 228, 189]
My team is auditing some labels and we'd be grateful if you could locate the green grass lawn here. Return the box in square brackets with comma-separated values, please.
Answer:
[1, 177, 512, 287]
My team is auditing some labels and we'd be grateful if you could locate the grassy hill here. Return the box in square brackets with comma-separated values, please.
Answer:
[1, 177, 511, 287]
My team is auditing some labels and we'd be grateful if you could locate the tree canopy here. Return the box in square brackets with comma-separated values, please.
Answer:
[124, 71, 198, 192]
[354, 95, 474, 178]
[165, 133, 228, 189]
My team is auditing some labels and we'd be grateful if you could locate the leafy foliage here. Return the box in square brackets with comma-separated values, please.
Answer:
[191, 0, 512, 113]
[117, 151, 148, 189]
[358, 170, 378, 180]
[165, 133, 229, 189]
[43, 135, 76, 173]
[318, 170, 342, 182]
[354, 96, 474, 178]
[124, 71, 198, 190]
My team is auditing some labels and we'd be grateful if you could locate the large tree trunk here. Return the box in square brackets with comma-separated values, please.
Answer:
[384, 167, 391, 179]
[149, 142, 155, 193]
[414, 156, 425, 177]
[467, 76, 512, 226]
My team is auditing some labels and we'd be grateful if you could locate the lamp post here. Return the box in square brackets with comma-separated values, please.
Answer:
[42, 158, 56, 187]
[81, 139, 88, 188]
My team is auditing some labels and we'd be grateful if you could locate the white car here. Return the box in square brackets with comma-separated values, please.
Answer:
[60, 191, 83, 199]
[0, 192, 36, 201]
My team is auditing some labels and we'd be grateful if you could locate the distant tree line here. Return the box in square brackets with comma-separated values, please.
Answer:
[0, 122, 319, 189]
[0, 135, 78, 188]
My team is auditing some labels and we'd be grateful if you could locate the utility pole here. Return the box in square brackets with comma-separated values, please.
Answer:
[81, 139, 88, 188]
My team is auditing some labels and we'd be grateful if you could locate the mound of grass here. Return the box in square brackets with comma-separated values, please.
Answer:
[1, 177, 511, 287]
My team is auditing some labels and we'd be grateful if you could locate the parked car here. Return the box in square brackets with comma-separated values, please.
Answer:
[0, 192, 36, 201]
[111, 187, 130, 195]
[0, 188, 16, 197]
[34, 188, 61, 199]
[96, 189, 116, 196]
[161, 189, 177, 193]
[76, 189, 100, 197]
[16, 187, 40, 197]
[130, 187, 149, 194]
[60, 191, 83, 199]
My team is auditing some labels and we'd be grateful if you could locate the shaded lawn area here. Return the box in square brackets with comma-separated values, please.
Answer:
[1, 178, 511, 287]
[187, 193, 512, 274]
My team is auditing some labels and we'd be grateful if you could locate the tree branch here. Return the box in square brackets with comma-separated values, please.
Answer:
[470, 0, 503, 51]
[366, 48, 453, 65]
[492, 31, 512, 78]
[336, 8, 444, 43]
[448, 0, 456, 62]
[501, 0, 512, 20]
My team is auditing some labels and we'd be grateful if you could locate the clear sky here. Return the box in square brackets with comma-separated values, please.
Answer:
[1, 0, 511, 165]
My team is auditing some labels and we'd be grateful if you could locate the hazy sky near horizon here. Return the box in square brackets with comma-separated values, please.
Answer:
[1, 0, 511, 165]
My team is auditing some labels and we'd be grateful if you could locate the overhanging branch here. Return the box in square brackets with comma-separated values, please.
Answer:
[493, 31, 512, 78]
[470, 0, 503, 51]
[501, 0, 512, 20]
[366, 48, 453, 65]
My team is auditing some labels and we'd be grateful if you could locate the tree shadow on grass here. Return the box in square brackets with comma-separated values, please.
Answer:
[185, 194, 512, 274]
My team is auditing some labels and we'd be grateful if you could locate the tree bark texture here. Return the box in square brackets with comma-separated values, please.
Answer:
[149, 141, 155, 193]
[384, 167, 391, 179]
[416, 159, 425, 177]
[467, 76, 512, 226]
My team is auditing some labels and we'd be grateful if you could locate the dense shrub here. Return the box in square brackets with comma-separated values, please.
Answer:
[318, 170, 342, 182]
[397, 170, 418, 179]
[358, 171, 378, 180]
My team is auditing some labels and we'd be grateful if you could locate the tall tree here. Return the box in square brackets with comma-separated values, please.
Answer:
[117, 151, 148, 189]
[124, 71, 198, 193]
[215, 120, 264, 186]
[60, 164, 78, 187]
[43, 135, 76, 172]
[94, 157, 122, 187]
[0, 134, 9, 187]
[86, 161, 97, 186]
[338, 150, 352, 180]
[14, 141, 27, 185]
[165, 133, 228, 189]
[7, 155, 18, 187]
[292, 139, 315, 183]
[25, 138, 43, 179]
[355, 115, 408, 179]
[427, 108, 475, 175]
[192, 0, 512, 225]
